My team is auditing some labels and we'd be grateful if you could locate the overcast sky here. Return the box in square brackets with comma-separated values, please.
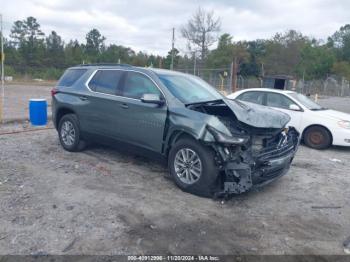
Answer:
[0, 0, 349, 55]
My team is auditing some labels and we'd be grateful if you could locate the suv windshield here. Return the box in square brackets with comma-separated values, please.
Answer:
[289, 93, 326, 110]
[158, 73, 222, 104]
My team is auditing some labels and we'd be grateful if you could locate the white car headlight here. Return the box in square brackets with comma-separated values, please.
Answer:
[338, 120, 350, 129]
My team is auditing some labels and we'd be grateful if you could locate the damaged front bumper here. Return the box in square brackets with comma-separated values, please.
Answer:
[213, 127, 300, 196]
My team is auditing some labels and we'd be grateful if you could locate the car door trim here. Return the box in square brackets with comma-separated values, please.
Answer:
[265, 91, 304, 112]
[84, 68, 168, 105]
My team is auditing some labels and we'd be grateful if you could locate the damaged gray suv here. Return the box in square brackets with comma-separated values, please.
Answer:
[52, 64, 300, 198]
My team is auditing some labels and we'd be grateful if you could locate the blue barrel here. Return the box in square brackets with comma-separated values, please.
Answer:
[29, 99, 47, 126]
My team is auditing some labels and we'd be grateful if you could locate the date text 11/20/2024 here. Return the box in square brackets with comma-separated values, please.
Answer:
[127, 255, 220, 261]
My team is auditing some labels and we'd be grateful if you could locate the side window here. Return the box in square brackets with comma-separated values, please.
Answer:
[88, 70, 123, 95]
[122, 72, 161, 99]
[266, 93, 294, 109]
[58, 69, 87, 87]
[237, 91, 264, 105]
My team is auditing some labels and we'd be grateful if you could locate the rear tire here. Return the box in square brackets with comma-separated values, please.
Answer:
[168, 137, 220, 197]
[58, 114, 86, 152]
[303, 126, 331, 149]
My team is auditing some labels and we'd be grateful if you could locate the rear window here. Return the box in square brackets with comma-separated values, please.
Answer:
[58, 69, 87, 87]
[88, 70, 124, 95]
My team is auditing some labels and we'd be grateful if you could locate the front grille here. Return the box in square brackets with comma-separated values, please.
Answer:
[253, 129, 298, 161]
[262, 167, 285, 179]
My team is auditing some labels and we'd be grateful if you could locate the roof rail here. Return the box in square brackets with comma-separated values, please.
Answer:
[77, 63, 132, 67]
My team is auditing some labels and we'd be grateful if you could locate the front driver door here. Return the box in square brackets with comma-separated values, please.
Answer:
[265, 92, 303, 131]
[117, 71, 167, 153]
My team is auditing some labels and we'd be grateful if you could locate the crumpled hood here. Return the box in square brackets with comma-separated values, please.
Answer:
[315, 109, 350, 121]
[224, 99, 291, 129]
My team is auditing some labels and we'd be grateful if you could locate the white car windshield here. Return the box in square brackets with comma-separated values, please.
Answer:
[158, 73, 223, 104]
[289, 93, 326, 110]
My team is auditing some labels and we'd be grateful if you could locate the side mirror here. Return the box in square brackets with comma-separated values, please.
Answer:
[141, 93, 164, 106]
[289, 104, 301, 111]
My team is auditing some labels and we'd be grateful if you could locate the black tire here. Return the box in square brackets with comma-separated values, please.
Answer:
[168, 137, 220, 197]
[303, 126, 331, 149]
[58, 114, 86, 152]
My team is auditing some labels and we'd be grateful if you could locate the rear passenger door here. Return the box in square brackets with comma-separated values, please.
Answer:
[236, 91, 265, 105]
[117, 71, 167, 153]
[81, 69, 125, 137]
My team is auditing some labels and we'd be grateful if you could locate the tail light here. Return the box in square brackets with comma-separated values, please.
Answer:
[51, 88, 59, 97]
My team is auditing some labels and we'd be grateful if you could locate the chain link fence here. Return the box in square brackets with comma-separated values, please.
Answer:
[177, 67, 350, 97]
[293, 77, 350, 97]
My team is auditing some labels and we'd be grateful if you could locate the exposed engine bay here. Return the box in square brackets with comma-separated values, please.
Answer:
[187, 99, 300, 197]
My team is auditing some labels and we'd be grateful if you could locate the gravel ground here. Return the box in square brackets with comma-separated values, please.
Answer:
[0, 123, 349, 255]
[1, 84, 53, 122]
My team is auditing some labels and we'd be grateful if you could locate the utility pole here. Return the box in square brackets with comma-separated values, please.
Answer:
[260, 63, 265, 88]
[170, 28, 175, 70]
[193, 52, 197, 75]
[0, 14, 4, 124]
[231, 57, 238, 93]
[261, 63, 265, 77]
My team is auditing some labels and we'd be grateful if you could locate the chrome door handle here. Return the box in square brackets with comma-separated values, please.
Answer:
[121, 103, 129, 109]
[79, 96, 88, 101]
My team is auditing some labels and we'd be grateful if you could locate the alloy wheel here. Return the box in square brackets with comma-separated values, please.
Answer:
[174, 148, 202, 185]
[60, 120, 76, 146]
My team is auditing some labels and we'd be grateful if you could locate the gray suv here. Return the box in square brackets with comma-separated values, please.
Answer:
[52, 64, 300, 198]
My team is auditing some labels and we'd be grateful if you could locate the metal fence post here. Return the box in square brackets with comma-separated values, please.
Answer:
[0, 14, 4, 124]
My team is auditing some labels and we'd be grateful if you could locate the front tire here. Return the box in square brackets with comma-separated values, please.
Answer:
[303, 126, 331, 149]
[58, 114, 85, 152]
[168, 137, 220, 197]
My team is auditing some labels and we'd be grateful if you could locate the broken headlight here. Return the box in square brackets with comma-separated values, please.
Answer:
[207, 126, 249, 145]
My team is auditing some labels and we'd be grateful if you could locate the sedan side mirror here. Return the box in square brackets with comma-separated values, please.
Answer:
[289, 104, 301, 111]
[141, 93, 164, 106]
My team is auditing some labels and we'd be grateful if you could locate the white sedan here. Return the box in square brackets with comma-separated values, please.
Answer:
[227, 88, 350, 149]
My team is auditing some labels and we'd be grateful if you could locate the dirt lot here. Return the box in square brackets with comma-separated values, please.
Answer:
[0, 86, 350, 255]
[0, 127, 349, 255]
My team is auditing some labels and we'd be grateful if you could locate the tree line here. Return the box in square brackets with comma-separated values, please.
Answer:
[2, 11, 350, 81]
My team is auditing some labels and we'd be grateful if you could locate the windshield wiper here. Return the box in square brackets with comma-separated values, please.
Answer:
[185, 99, 223, 106]
[310, 107, 327, 111]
